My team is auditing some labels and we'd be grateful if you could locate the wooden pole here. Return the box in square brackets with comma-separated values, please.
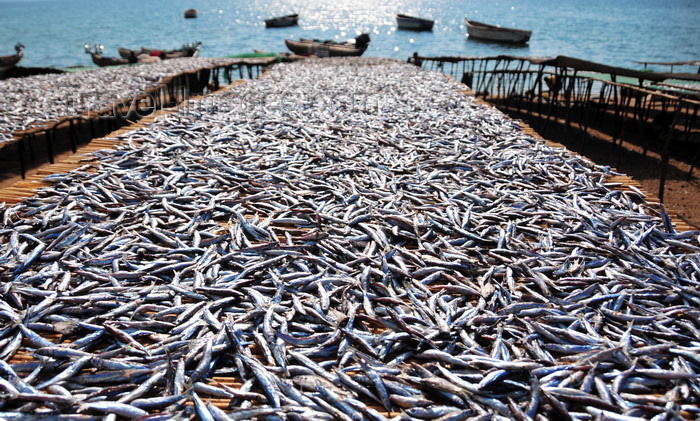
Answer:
[69, 119, 78, 153]
[45, 128, 55, 165]
[17, 139, 26, 179]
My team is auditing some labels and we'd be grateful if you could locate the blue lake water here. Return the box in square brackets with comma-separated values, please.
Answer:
[0, 0, 699, 72]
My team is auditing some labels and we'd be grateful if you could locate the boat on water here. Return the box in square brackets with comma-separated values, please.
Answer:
[183, 9, 197, 19]
[85, 43, 137, 67]
[285, 34, 370, 57]
[396, 14, 434, 31]
[464, 18, 531, 44]
[88, 53, 131, 67]
[118, 42, 202, 60]
[0, 43, 25, 68]
[265, 14, 299, 28]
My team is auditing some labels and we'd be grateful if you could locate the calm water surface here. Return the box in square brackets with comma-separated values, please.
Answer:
[0, 0, 698, 71]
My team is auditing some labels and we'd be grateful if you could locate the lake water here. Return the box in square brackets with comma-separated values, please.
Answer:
[1, 0, 699, 72]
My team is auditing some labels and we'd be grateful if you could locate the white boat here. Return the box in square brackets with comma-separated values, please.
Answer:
[396, 14, 434, 31]
[465, 18, 531, 44]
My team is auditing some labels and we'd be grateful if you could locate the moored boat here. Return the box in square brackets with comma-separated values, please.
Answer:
[183, 8, 197, 19]
[464, 18, 531, 44]
[85, 43, 133, 67]
[0, 43, 25, 68]
[118, 42, 202, 60]
[284, 34, 370, 57]
[265, 14, 299, 28]
[396, 14, 434, 31]
[325, 42, 368, 57]
[89, 53, 131, 67]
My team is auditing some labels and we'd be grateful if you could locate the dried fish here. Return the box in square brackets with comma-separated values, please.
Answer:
[0, 57, 244, 141]
[0, 57, 698, 419]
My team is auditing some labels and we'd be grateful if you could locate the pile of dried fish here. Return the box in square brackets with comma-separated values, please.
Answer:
[0, 57, 699, 420]
[0, 57, 238, 142]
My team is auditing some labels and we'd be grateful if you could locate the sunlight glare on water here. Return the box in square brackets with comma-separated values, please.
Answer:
[0, 0, 698, 71]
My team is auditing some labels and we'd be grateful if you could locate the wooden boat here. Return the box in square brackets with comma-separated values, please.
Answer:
[183, 9, 198, 19]
[265, 14, 299, 28]
[141, 42, 202, 58]
[396, 14, 434, 31]
[85, 43, 133, 67]
[284, 39, 367, 57]
[0, 43, 25, 68]
[465, 18, 531, 44]
[117, 48, 140, 61]
[89, 53, 131, 67]
[118, 42, 202, 60]
[285, 34, 370, 57]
